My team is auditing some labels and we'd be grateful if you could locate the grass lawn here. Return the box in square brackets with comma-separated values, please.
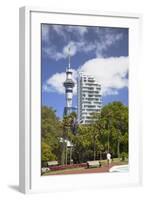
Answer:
[43, 167, 84, 175]
[100, 158, 128, 165]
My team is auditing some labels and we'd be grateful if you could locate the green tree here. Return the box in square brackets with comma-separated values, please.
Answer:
[41, 102, 128, 166]
[41, 106, 62, 165]
[41, 142, 56, 166]
[73, 102, 128, 162]
[60, 112, 78, 165]
[100, 102, 128, 158]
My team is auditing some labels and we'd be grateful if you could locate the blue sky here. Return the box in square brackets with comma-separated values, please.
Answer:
[41, 24, 128, 118]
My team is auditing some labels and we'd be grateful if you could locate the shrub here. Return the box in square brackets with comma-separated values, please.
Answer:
[120, 152, 128, 161]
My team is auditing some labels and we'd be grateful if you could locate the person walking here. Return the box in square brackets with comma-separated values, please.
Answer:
[107, 152, 111, 170]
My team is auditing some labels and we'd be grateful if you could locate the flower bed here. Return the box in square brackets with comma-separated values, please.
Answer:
[49, 163, 87, 171]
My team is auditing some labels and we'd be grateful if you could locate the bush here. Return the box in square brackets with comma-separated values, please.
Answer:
[120, 152, 128, 161]
[41, 142, 56, 163]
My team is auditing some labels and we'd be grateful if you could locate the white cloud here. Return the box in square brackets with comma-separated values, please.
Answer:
[44, 40, 88, 61]
[79, 56, 128, 95]
[42, 25, 124, 60]
[43, 70, 77, 95]
[52, 25, 88, 38]
[43, 57, 128, 97]
[67, 26, 88, 36]
[42, 24, 50, 41]
[42, 26, 128, 98]
[94, 29, 123, 58]
[42, 25, 88, 42]
[43, 47, 66, 61]
[52, 25, 67, 39]
[48, 40, 96, 61]
[47, 72, 66, 94]
[83, 42, 96, 53]
[63, 41, 78, 56]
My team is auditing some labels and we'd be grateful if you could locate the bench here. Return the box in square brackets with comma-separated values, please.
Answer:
[87, 160, 101, 168]
[47, 160, 58, 166]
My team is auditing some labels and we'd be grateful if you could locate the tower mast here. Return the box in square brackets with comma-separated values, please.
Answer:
[63, 48, 75, 115]
[68, 47, 71, 69]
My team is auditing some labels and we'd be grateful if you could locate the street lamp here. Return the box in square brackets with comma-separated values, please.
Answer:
[107, 111, 112, 170]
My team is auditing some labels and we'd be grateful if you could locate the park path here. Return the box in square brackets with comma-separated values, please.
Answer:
[48, 163, 118, 176]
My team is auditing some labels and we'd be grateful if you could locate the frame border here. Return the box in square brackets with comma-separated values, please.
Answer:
[19, 6, 142, 194]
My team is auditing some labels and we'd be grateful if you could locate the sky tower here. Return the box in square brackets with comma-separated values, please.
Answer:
[63, 48, 75, 116]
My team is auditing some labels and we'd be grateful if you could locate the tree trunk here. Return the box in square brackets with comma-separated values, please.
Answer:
[70, 147, 72, 164]
[100, 151, 102, 160]
[61, 141, 65, 165]
[65, 143, 68, 165]
[93, 138, 96, 160]
[117, 139, 120, 159]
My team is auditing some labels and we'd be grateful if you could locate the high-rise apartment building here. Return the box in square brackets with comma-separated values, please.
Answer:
[77, 72, 102, 124]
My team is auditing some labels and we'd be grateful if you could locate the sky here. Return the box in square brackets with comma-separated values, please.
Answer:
[41, 24, 129, 118]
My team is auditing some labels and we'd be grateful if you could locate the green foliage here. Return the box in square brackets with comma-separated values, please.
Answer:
[72, 101, 128, 163]
[120, 152, 128, 161]
[99, 102, 128, 157]
[41, 102, 128, 166]
[41, 106, 62, 164]
[41, 142, 56, 162]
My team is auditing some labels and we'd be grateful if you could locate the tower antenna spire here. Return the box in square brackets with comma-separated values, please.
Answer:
[68, 47, 71, 69]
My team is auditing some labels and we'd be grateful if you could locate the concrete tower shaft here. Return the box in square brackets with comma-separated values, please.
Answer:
[63, 48, 75, 115]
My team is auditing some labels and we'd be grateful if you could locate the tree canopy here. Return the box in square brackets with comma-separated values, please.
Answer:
[41, 102, 128, 166]
[41, 106, 62, 165]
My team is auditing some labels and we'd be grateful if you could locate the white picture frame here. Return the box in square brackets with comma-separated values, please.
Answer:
[19, 6, 142, 194]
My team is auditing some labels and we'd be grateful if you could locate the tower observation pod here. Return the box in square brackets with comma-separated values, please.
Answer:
[63, 48, 75, 116]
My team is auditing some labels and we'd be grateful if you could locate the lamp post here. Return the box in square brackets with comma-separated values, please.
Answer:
[108, 130, 110, 153]
[93, 134, 98, 161]
[65, 141, 68, 165]
[107, 111, 112, 170]
[107, 111, 112, 152]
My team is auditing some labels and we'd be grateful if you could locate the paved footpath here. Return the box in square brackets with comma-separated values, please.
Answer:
[48, 163, 120, 176]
